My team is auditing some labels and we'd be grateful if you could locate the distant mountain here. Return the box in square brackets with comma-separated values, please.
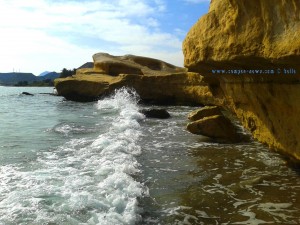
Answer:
[0, 72, 60, 86]
[77, 62, 94, 69]
[37, 72, 60, 81]
[39, 71, 51, 76]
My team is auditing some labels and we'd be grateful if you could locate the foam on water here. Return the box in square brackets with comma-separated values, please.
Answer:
[0, 88, 147, 225]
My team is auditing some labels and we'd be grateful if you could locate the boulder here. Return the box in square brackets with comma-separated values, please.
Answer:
[187, 115, 240, 142]
[140, 109, 170, 119]
[188, 106, 222, 121]
[183, 0, 300, 77]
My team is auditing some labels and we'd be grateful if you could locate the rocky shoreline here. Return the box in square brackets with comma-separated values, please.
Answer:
[55, 0, 300, 163]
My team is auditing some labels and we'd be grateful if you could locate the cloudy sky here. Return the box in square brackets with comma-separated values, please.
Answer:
[0, 0, 210, 75]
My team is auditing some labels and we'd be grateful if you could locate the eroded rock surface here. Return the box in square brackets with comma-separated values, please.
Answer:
[183, 0, 300, 77]
[54, 53, 219, 105]
[93, 53, 187, 76]
[183, 0, 300, 161]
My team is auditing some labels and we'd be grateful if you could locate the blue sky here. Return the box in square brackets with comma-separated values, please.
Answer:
[0, 0, 210, 75]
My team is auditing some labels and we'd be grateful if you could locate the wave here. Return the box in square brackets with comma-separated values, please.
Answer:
[0, 88, 147, 225]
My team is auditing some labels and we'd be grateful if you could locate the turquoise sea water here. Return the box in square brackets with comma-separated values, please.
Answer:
[0, 86, 299, 225]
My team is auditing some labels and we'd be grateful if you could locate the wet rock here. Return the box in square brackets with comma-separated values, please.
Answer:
[188, 106, 222, 121]
[22, 92, 34, 96]
[140, 109, 170, 119]
[187, 115, 240, 142]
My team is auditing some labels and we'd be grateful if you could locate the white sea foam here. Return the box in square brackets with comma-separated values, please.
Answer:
[0, 88, 147, 225]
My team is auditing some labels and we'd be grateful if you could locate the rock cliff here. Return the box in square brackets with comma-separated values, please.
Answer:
[183, 0, 300, 161]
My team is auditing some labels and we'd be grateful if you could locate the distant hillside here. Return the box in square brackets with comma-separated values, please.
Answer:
[77, 62, 94, 69]
[0, 64, 92, 86]
[0, 72, 60, 86]
[0, 73, 37, 85]
[39, 71, 51, 76]
[38, 72, 60, 81]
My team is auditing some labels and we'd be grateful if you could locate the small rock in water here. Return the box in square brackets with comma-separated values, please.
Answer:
[22, 92, 34, 96]
[140, 109, 171, 119]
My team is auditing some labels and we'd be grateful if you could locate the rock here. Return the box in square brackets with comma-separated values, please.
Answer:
[219, 76, 300, 159]
[55, 53, 220, 105]
[140, 109, 170, 119]
[187, 115, 240, 142]
[188, 106, 222, 121]
[54, 75, 112, 102]
[22, 92, 34, 96]
[93, 53, 187, 76]
[183, 0, 300, 161]
[183, 0, 300, 77]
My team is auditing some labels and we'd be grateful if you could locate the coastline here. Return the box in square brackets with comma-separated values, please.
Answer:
[1, 86, 300, 224]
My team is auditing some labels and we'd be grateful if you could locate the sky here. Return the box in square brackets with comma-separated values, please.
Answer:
[0, 0, 210, 75]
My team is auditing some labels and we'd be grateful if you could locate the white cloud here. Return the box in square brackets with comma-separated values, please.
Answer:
[0, 0, 184, 75]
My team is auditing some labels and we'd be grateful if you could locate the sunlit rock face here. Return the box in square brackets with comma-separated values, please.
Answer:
[183, 0, 300, 77]
[54, 53, 218, 105]
[183, 0, 300, 161]
[187, 106, 241, 143]
[92, 53, 186, 76]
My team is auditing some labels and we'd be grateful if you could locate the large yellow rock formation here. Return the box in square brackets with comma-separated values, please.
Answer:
[183, 0, 300, 161]
[54, 53, 218, 105]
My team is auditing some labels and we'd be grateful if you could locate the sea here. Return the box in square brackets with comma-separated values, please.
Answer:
[0, 86, 299, 225]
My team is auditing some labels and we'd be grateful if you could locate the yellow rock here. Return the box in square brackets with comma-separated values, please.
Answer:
[219, 75, 300, 161]
[183, 0, 300, 161]
[54, 74, 120, 101]
[93, 52, 187, 76]
[54, 53, 218, 104]
[183, 0, 300, 76]
[188, 106, 223, 121]
[187, 115, 240, 142]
